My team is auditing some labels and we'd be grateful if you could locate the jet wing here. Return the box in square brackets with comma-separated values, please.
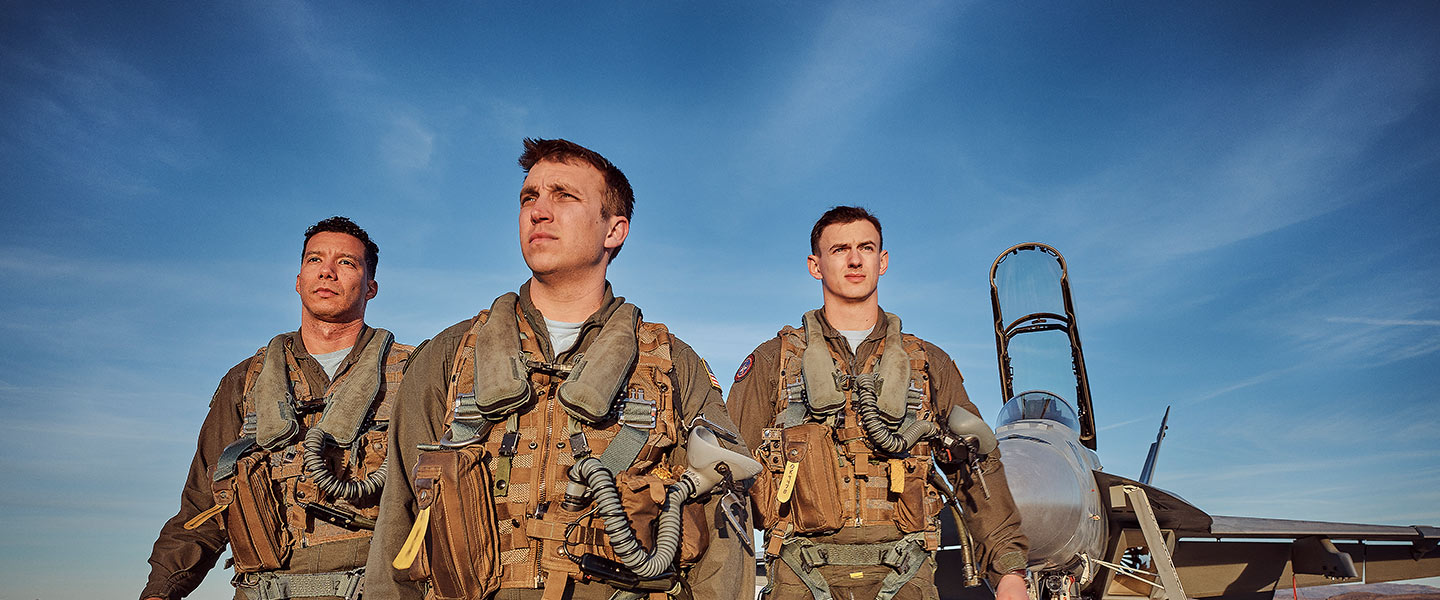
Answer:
[1093, 472, 1440, 600]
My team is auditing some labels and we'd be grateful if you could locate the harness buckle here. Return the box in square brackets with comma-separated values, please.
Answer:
[616, 388, 657, 429]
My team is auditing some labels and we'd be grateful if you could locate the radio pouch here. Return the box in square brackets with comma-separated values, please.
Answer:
[216, 452, 291, 572]
[779, 423, 845, 534]
[405, 447, 501, 600]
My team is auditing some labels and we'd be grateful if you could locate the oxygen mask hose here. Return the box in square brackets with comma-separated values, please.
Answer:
[568, 457, 696, 580]
[853, 374, 936, 455]
[303, 428, 386, 501]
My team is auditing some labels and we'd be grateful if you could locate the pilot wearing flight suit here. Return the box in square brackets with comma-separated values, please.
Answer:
[366, 138, 753, 600]
[728, 206, 1030, 600]
[142, 216, 413, 600]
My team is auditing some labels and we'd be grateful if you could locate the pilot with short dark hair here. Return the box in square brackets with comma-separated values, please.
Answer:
[728, 206, 1030, 600]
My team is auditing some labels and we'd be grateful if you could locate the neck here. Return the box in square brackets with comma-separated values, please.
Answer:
[299, 317, 365, 355]
[821, 294, 879, 331]
[528, 272, 607, 322]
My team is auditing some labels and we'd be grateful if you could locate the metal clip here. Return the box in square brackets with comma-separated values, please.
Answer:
[499, 431, 521, 456]
[832, 372, 855, 391]
[569, 431, 591, 457]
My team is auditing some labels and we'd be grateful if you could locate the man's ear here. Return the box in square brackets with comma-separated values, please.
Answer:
[807, 254, 822, 280]
[877, 249, 888, 276]
[366, 279, 379, 301]
[604, 215, 630, 253]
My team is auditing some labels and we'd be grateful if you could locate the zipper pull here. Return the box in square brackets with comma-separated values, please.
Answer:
[183, 502, 229, 530]
[392, 505, 431, 569]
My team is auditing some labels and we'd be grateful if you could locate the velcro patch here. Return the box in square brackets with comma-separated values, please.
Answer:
[734, 354, 754, 383]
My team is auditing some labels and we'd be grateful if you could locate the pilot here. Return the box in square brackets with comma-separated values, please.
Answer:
[727, 206, 1030, 600]
[366, 138, 754, 600]
[141, 217, 415, 600]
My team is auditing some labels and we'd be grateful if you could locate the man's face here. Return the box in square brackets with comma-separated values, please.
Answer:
[518, 159, 628, 278]
[808, 219, 888, 303]
[295, 231, 376, 324]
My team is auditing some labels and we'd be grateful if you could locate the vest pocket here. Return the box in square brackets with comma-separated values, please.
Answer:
[780, 423, 845, 534]
[409, 447, 501, 600]
[892, 455, 942, 533]
[220, 453, 291, 572]
[613, 471, 712, 567]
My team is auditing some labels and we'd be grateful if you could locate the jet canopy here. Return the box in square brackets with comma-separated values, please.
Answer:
[990, 242, 1097, 449]
[996, 390, 1081, 431]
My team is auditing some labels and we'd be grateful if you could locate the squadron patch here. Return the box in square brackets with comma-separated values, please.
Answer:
[703, 360, 722, 391]
[734, 354, 754, 382]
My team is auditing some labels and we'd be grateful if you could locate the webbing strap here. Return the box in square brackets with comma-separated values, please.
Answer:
[234, 568, 364, 600]
[773, 401, 807, 428]
[598, 424, 650, 476]
[777, 533, 930, 600]
[214, 436, 258, 481]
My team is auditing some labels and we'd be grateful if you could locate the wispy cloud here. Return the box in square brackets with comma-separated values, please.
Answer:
[749, 0, 964, 173]
[0, 12, 208, 197]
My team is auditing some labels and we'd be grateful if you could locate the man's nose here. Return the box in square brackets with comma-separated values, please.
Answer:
[846, 249, 863, 266]
[318, 260, 338, 278]
[528, 194, 554, 223]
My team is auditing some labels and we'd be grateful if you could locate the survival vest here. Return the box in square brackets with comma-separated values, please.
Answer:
[400, 294, 709, 600]
[186, 329, 411, 573]
[750, 311, 945, 583]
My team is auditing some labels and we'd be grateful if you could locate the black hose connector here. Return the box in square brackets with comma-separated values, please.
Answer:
[853, 374, 937, 455]
[569, 456, 696, 580]
[303, 427, 386, 501]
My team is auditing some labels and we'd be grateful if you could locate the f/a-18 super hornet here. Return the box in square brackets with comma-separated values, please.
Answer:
[934, 242, 1440, 600]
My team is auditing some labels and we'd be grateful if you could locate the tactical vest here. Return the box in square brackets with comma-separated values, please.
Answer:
[404, 296, 708, 600]
[752, 313, 944, 547]
[188, 329, 411, 574]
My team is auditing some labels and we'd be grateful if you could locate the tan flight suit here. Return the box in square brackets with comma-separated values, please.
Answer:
[142, 327, 413, 600]
[728, 308, 1028, 600]
[366, 283, 753, 600]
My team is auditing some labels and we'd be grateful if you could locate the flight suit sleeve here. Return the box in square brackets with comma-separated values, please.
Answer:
[667, 336, 755, 600]
[724, 338, 783, 454]
[365, 327, 466, 600]
[140, 359, 250, 600]
[925, 342, 1030, 585]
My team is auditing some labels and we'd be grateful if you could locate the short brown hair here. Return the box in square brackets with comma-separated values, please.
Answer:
[303, 216, 378, 277]
[519, 138, 635, 259]
[810, 206, 883, 255]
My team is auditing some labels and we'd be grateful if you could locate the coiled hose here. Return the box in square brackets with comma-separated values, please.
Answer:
[853, 373, 936, 454]
[569, 456, 695, 579]
[303, 428, 387, 501]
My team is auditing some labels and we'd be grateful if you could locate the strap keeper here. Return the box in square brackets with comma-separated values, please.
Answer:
[569, 431, 591, 458]
[498, 431, 521, 456]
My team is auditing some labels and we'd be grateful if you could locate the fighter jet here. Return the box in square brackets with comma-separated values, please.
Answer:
[935, 242, 1440, 600]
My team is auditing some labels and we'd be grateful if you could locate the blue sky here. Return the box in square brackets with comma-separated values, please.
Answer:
[2, 2, 1438, 598]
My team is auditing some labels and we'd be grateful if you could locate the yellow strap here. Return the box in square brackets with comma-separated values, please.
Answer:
[182, 502, 228, 530]
[777, 460, 800, 503]
[889, 459, 905, 494]
[392, 506, 431, 569]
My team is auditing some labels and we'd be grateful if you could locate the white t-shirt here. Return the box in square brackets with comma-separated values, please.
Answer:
[839, 329, 873, 355]
[312, 347, 351, 380]
[545, 318, 584, 356]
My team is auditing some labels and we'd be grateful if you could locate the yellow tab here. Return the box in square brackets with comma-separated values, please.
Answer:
[392, 506, 432, 569]
[849, 572, 865, 579]
[776, 460, 800, 503]
[182, 502, 228, 530]
[889, 459, 905, 494]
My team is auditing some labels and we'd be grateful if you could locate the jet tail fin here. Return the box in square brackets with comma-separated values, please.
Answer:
[1138, 406, 1170, 485]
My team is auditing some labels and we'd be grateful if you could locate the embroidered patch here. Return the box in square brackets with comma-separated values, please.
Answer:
[704, 360, 722, 391]
[734, 354, 754, 382]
